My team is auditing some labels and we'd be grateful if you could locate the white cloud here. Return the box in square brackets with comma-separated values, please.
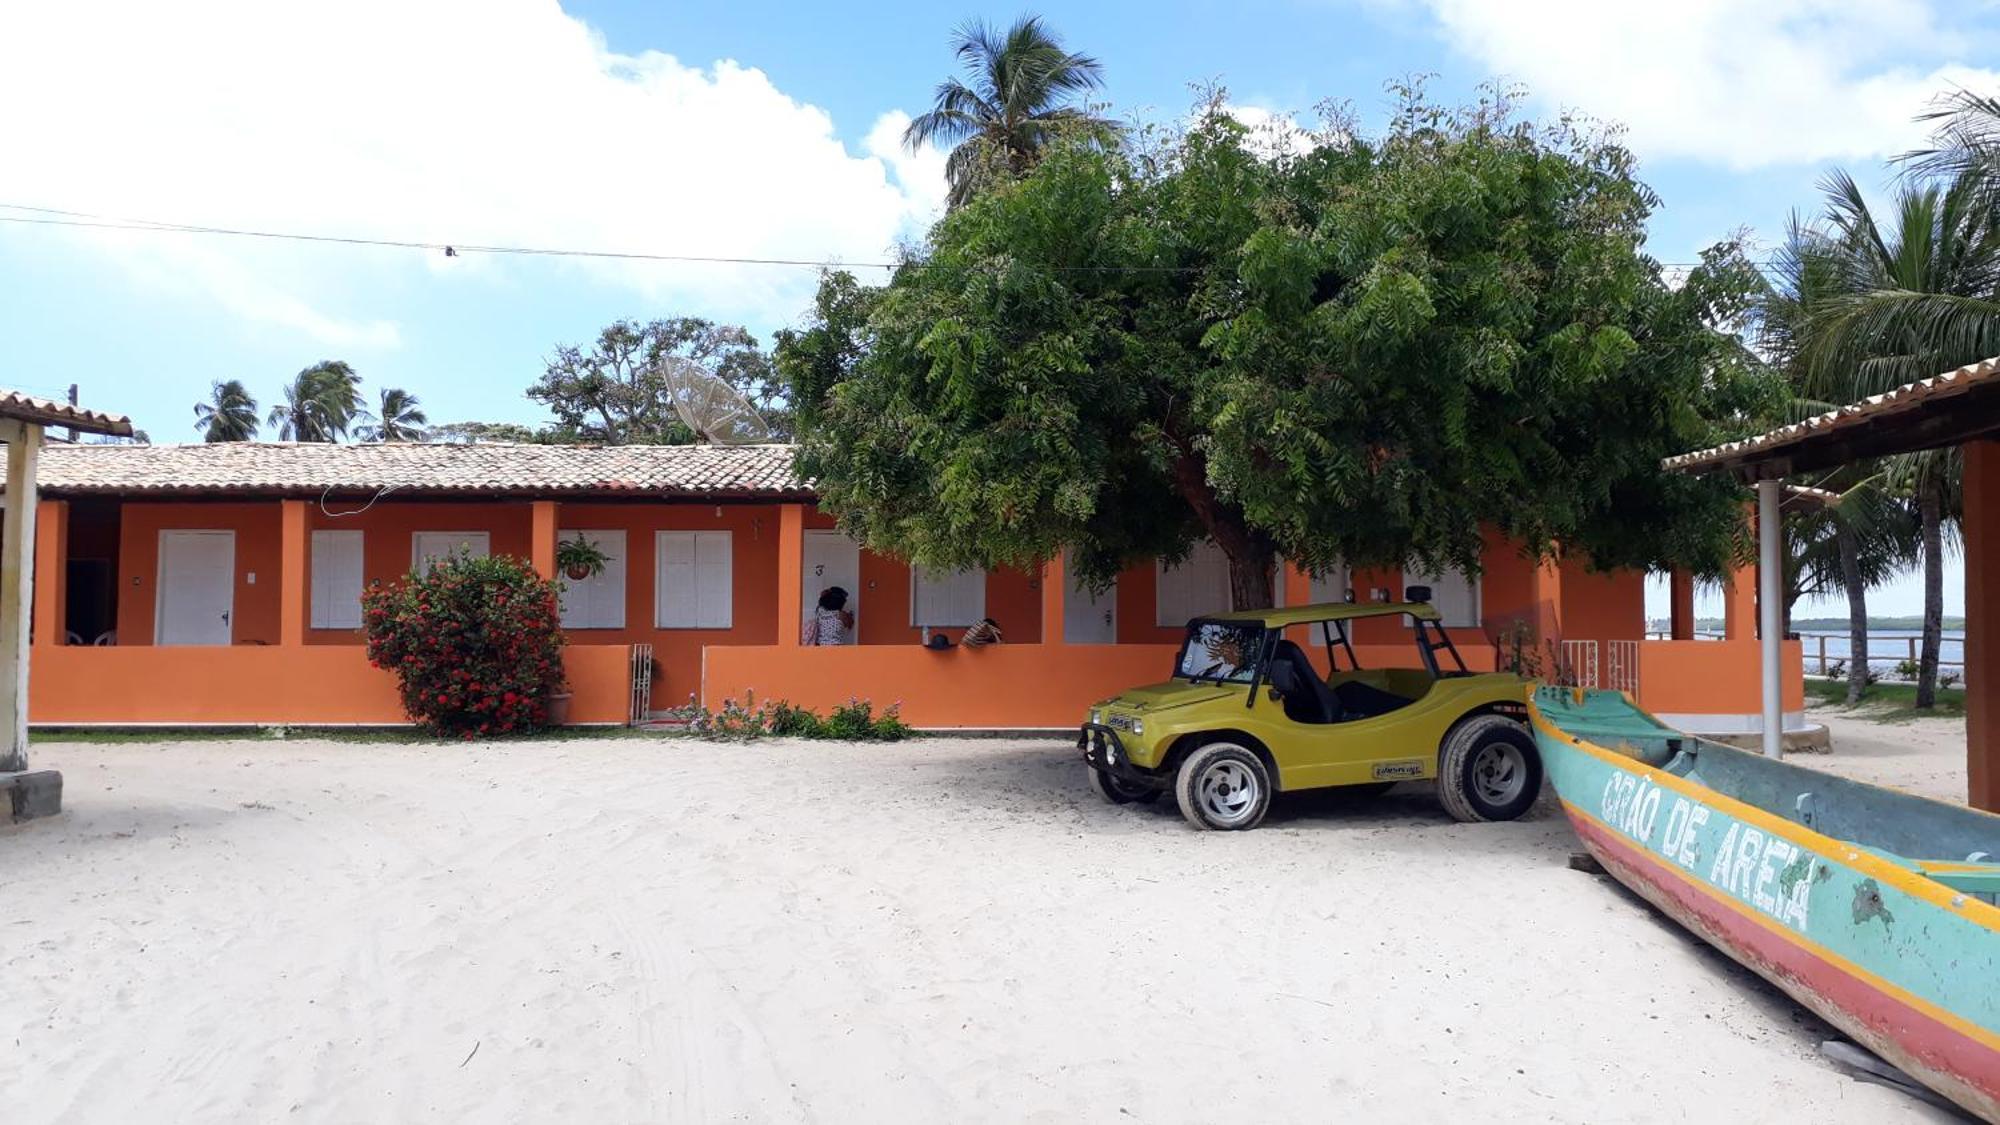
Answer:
[865, 111, 951, 228]
[1414, 0, 2000, 168]
[0, 0, 947, 344]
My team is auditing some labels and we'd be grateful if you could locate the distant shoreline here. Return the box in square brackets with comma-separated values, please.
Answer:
[1680, 616, 1965, 632]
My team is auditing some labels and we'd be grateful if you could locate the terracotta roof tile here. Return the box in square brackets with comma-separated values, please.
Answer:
[26, 441, 811, 499]
[0, 389, 133, 436]
[1663, 356, 2000, 475]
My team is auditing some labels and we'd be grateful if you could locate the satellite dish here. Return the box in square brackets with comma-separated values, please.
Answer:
[660, 356, 772, 444]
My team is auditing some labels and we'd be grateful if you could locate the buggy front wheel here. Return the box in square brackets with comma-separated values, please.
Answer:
[1174, 743, 1272, 830]
[1087, 766, 1160, 805]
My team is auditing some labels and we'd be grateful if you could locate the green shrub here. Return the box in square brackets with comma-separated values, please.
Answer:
[362, 553, 566, 738]
[667, 695, 911, 742]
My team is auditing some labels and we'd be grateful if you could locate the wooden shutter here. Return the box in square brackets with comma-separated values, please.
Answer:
[310, 530, 364, 629]
[558, 530, 625, 629]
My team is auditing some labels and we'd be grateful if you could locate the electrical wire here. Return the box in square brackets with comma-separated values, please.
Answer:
[0, 200, 1782, 275]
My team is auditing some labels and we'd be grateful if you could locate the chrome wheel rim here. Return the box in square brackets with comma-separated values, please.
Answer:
[1195, 759, 1260, 825]
[1472, 742, 1527, 806]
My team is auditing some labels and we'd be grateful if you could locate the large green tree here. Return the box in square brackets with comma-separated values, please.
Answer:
[193, 379, 259, 442]
[529, 318, 782, 444]
[904, 15, 1120, 209]
[782, 92, 1772, 610]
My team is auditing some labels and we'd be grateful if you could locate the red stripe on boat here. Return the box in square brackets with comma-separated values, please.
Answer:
[1565, 806, 2000, 1114]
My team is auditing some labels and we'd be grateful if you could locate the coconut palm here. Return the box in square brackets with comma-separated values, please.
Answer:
[357, 387, 428, 442]
[268, 361, 366, 442]
[903, 15, 1119, 209]
[1799, 166, 2000, 706]
[192, 379, 260, 442]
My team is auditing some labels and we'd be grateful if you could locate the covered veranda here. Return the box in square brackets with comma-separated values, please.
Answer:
[0, 389, 133, 821]
[1664, 355, 2000, 811]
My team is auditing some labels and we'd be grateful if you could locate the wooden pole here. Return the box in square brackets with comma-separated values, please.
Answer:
[1963, 439, 1999, 811]
[0, 420, 43, 772]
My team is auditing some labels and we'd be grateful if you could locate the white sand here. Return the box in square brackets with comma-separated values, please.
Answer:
[1, 734, 1956, 1124]
[1804, 705, 1971, 804]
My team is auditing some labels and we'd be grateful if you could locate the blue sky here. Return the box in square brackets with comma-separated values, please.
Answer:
[3, 0, 1996, 616]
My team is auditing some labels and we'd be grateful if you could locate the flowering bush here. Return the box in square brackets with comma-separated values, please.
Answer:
[362, 553, 567, 737]
[660, 693, 912, 741]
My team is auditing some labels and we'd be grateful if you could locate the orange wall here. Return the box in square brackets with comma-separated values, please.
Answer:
[1559, 560, 1645, 643]
[117, 502, 284, 645]
[304, 500, 534, 643]
[31, 644, 634, 725]
[1637, 639, 1804, 715]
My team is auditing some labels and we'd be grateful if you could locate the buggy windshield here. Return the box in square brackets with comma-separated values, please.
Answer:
[1176, 621, 1264, 684]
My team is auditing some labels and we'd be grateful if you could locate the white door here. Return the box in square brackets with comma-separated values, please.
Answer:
[1064, 554, 1116, 643]
[156, 531, 235, 645]
[802, 530, 860, 641]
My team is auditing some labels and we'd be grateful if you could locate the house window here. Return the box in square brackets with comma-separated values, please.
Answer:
[911, 565, 986, 627]
[412, 531, 489, 571]
[1156, 542, 1232, 626]
[310, 530, 365, 630]
[558, 529, 626, 630]
[1403, 567, 1481, 628]
[655, 531, 732, 628]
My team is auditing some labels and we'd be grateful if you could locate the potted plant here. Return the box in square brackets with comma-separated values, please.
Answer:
[557, 534, 610, 581]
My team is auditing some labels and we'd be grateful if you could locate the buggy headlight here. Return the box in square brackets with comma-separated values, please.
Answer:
[1089, 709, 1102, 725]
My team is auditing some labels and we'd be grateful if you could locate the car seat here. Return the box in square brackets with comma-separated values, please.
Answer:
[1267, 640, 1344, 724]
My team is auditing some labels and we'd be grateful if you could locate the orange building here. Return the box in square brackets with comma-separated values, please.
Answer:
[14, 442, 1800, 731]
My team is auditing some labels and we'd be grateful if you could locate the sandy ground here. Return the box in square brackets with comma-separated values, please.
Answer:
[1, 734, 1962, 1124]
[1803, 706, 1971, 804]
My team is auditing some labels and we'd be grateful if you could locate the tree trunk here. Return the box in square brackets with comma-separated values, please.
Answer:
[1169, 449, 1277, 610]
[1917, 480, 1944, 709]
[1835, 517, 1869, 705]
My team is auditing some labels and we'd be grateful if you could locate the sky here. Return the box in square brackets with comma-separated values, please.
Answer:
[3, 0, 1996, 618]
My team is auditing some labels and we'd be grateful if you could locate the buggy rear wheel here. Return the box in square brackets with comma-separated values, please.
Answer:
[1437, 715, 1541, 823]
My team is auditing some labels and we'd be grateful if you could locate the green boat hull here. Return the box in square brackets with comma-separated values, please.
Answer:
[1529, 686, 2000, 1121]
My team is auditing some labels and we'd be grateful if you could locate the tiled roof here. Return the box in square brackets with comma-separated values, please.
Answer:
[0, 389, 133, 436]
[1663, 356, 2000, 475]
[25, 441, 812, 499]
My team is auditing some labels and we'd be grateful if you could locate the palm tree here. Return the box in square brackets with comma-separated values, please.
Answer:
[1800, 167, 2000, 706]
[192, 379, 260, 442]
[268, 360, 366, 442]
[357, 387, 428, 442]
[903, 16, 1119, 209]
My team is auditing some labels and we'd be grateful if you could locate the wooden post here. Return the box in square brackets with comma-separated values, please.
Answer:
[0, 420, 43, 772]
[32, 498, 66, 647]
[530, 501, 558, 581]
[777, 504, 805, 647]
[1963, 439, 2000, 811]
[1668, 569, 1695, 640]
[1041, 554, 1066, 646]
[279, 499, 307, 647]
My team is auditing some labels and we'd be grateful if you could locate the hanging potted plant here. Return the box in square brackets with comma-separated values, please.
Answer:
[557, 534, 610, 582]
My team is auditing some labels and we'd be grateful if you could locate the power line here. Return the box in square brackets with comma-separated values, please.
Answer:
[0, 200, 1787, 275]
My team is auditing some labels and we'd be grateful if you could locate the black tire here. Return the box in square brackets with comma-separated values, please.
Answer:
[1437, 715, 1542, 823]
[1174, 742, 1273, 830]
[1087, 766, 1160, 805]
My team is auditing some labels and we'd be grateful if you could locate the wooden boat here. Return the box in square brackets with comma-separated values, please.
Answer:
[1528, 686, 2000, 1121]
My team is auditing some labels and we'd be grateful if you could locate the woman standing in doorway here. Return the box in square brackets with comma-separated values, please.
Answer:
[804, 586, 854, 645]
